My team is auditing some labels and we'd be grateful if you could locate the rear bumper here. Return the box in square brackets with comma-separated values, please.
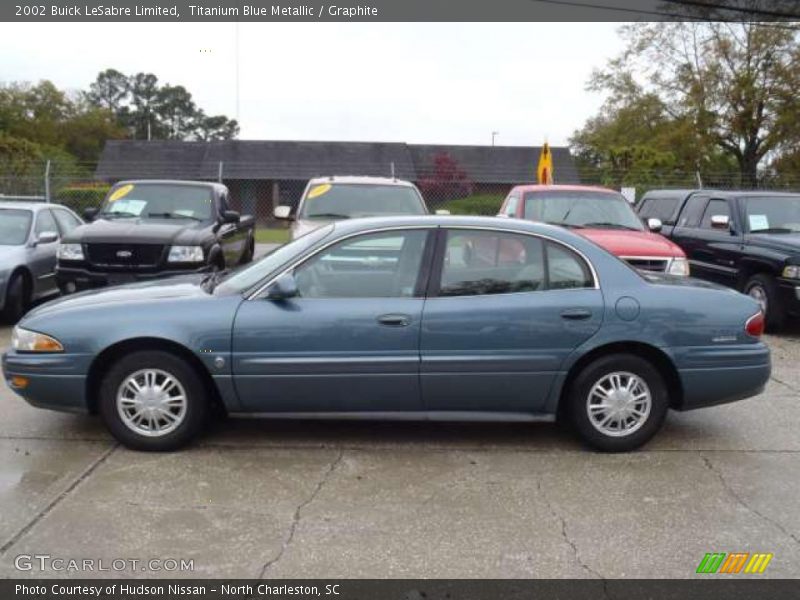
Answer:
[56, 264, 211, 292]
[2, 351, 92, 413]
[672, 343, 771, 410]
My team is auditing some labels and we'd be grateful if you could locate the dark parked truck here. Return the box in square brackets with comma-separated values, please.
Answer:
[637, 189, 800, 329]
[56, 180, 255, 292]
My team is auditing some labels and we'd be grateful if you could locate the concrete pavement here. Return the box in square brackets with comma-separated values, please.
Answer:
[1, 325, 799, 579]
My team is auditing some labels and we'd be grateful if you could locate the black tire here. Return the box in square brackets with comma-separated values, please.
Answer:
[566, 354, 669, 452]
[239, 235, 255, 265]
[2, 272, 28, 323]
[744, 274, 784, 331]
[98, 351, 209, 451]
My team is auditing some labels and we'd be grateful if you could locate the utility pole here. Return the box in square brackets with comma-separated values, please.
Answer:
[44, 160, 51, 203]
[235, 21, 240, 122]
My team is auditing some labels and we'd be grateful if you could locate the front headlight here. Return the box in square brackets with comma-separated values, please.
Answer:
[167, 245, 205, 263]
[12, 327, 64, 353]
[667, 257, 690, 276]
[57, 243, 84, 261]
[782, 265, 800, 279]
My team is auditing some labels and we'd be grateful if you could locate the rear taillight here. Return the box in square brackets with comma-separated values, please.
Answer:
[745, 311, 765, 338]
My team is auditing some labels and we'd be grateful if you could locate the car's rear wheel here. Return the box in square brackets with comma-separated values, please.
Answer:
[98, 351, 209, 451]
[2, 272, 28, 323]
[744, 274, 784, 331]
[567, 354, 669, 452]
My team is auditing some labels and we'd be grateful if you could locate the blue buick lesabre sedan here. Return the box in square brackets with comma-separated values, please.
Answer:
[3, 216, 770, 452]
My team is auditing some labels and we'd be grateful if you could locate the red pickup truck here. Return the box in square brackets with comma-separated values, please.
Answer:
[497, 185, 689, 276]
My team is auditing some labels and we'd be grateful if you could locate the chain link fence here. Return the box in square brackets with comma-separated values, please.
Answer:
[3, 159, 800, 242]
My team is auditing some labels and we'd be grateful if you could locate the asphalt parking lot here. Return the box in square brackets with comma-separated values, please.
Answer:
[0, 315, 799, 579]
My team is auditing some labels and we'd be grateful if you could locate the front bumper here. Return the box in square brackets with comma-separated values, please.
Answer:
[776, 278, 800, 317]
[2, 351, 93, 413]
[672, 343, 771, 410]
[56, 264, 211, 292]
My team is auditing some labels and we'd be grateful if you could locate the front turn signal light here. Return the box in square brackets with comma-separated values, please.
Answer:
[11, 327, 64, 353]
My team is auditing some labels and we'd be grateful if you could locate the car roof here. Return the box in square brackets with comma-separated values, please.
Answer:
[723, 190, 800, 198]
[306, 175, 416, 188]
[511, 184, 621, 195]
[113, 179, 227, 192]
[329, 214, 592, 243]
[0, 200, 62, 211]
[642, 189, 800, 200]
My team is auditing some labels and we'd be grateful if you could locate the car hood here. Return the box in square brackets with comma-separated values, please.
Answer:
[747, 232, 800, 254]
[0, 245, 26, 269]
[577, 229, 685, 258]
[25, 274, 210, 319]
[65, 217, 209, 245]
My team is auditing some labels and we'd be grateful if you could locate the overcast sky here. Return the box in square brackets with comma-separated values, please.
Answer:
[1, 22, 624, 147]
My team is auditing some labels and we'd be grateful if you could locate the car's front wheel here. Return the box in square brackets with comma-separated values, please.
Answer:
[2, 272, 28, 323]
[567, 354, 669, 452]
[98, 351, 209, 451]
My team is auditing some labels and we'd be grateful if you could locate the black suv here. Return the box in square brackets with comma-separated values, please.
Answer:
[637, 189, 800, 329]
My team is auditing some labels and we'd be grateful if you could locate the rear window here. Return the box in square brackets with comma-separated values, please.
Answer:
[639, 196, 680, 224]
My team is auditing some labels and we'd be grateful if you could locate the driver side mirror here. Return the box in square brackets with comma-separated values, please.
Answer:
[710, 214, 731, 230]
[222, 210, 240, 224]
[273, 205, 293, 221]
[646, 217, 663, 233]
[265, 273, 299, 300]
[35, 231, 58, 245]
[83, 207, 99, 222]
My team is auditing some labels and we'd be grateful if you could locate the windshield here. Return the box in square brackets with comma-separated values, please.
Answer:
[215, 224, 334, 295]
[744, 196, 800, 233]
[523, 191, 644, 231]
[0, 209, 33, 245]
[100, 183, 214, 221]
[299, 183, 426, 219]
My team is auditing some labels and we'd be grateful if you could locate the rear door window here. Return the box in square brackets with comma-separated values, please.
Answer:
[436, 230, 594, 296]
[677, 194, 709, 228]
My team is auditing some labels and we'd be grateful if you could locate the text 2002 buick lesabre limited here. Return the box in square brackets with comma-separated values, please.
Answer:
[3, 216, 770, 452]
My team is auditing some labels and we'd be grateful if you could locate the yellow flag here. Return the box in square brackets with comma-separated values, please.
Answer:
[537, 142, 553, 184]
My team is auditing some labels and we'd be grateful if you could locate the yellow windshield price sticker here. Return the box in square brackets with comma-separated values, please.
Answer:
[109, 184, 134, 202]
[307, 184, 332, 200]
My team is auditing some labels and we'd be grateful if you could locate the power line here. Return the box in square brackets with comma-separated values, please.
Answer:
[662, 0, 800, 20]
[527, 0, 800, 28]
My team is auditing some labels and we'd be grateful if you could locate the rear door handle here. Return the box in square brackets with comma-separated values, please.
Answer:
[377, 314, 411, 327]
[560, 308, 592, 321]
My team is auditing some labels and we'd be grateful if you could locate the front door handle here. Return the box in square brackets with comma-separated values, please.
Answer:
[560, 308, 592, 321]
[377, 314, 411, 327]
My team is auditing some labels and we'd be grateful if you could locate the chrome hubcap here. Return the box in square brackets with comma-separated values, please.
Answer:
[587, 371, 651, 437]
[116, 369, 187, 437]
[748, 285, 768, 314]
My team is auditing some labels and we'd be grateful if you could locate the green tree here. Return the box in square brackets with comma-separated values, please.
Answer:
[85, 69, 239, 141]
[577, 22, 800, 186]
